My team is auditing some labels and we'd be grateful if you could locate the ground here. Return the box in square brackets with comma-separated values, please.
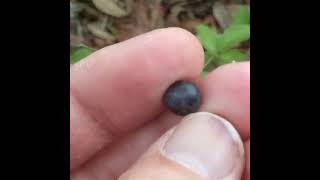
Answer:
[70, 0, 250, 52]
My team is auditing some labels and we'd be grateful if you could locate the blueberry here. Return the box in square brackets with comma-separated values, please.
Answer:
[163, 81, 201, 116]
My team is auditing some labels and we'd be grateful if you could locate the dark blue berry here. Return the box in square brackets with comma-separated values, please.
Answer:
[163, 81, 201, 116]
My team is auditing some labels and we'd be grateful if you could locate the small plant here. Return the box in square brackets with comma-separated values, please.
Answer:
[70, 6, 250, 69]
[196, 6, 250, 77]
[70, 45, 95, 64]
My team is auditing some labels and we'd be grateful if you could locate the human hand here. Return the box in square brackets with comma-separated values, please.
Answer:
[70, 28, 250, 180]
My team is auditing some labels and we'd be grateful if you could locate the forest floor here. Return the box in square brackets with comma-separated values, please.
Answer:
[70, 0, 250, 52]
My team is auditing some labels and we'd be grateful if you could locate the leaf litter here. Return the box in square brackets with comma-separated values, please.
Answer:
[70, 0, 250, 58]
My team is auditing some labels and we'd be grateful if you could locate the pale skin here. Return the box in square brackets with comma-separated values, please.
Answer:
[70, 28, 250, 180]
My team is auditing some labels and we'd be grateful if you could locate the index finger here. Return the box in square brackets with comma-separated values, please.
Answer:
[70, 28, 204, 170]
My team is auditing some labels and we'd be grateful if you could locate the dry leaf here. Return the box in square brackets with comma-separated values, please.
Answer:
[212, 1, 232, 30]
[92, 0, 132, 17]
[180, 16, 216, 33]
[87, 22, 116, 41]
[226, 4, 243, 18]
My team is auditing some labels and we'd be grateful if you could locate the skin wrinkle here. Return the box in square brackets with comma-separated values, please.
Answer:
[71, 165, 116, 180]
[70, 88, 116, 172]
[78, 61, 132, 134]
[72, 147, 116, 180]
[72, 111, 180, 180]
[71, 83, 122, 138]
[72, 109, 175, 178]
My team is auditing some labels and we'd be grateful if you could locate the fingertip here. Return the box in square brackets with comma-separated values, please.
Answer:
[133, 27, 205, 79]
[201, 62, 250, 140]
[152, 27, 205, 70]
[205, 62, 250, 83]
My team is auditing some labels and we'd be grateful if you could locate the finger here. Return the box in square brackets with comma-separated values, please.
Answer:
[200, 62, 250, 140]
[118, 112, 245, 180]
[71, 62, 250, 179]
[70, 27, 204, 170]
[70, 113, 180, 180]
[243, 140, 250, 180]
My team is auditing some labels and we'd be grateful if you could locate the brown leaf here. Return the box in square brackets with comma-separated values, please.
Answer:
[166, 4, 185, 26]
[180, 16, 216, 33]
[113, 0, 165, 41]
[226, 4, 243, 18]
[70, 34, 84, 47]
[92, 0, 132, 17]
[212, 1, 232, 30]
[87, 21, 116, 42]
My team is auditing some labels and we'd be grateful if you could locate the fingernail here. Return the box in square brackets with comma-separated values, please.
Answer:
[163, 112, 244, 179]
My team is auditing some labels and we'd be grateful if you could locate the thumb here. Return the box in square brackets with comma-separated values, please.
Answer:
[118, 112, 245, 180]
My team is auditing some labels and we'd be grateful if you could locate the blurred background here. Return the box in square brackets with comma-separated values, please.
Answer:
[70, 0, 250, 72]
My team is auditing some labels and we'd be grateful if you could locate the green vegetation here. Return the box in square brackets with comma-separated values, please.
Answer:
[70, 6, 250, 79]
[196, 6, 250, 77]
[70, 45, 95, 64]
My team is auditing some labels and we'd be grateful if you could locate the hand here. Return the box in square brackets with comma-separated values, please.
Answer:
[70, 28, 250, 180]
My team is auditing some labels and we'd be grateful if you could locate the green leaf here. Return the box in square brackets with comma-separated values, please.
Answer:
[203, 51, 216, 71]
[70, 47, 95, 64]
[217, 24, 250, 51]
[232, 6, 250, 25]
[218, 49, 247, 65]
[200, 70, 209, 79]
[204, 51, 214, 64]
[195, 25, 219, 53]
